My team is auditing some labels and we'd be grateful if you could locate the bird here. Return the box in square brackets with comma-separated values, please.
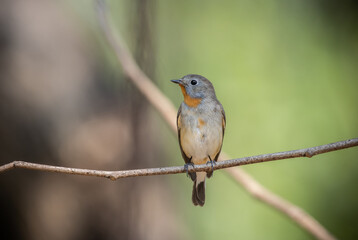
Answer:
[171, 74, 225, 206]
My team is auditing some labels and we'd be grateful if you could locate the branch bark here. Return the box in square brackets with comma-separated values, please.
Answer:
[1, 138, 357, 179]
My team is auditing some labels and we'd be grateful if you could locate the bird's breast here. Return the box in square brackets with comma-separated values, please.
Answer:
[180, 111, 223, 164]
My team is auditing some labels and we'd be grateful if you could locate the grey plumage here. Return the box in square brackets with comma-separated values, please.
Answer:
[172, 74, 225, 206]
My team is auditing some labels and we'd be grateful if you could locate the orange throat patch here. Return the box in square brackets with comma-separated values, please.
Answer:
[180, 85, 201, 107]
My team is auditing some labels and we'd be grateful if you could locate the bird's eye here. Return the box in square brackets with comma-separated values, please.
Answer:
[191, 80, 197, 85]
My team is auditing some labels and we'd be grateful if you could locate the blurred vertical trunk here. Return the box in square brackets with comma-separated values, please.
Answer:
[0, 0, 183, 240]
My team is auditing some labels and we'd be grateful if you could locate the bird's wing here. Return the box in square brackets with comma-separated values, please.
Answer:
[213, 106, 226, 162]
[222, 107, 226, 137]
[177, 105, 192, 164]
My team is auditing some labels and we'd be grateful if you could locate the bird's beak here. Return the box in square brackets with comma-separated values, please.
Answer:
[171, 79, 183, 85]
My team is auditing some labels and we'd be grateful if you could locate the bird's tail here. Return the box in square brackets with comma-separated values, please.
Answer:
[192, 172, 206, 206]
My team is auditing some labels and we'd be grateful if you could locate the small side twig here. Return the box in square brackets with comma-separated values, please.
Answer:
[226, 167, 335, 240]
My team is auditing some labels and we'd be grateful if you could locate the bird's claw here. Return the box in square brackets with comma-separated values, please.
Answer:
[206, 156, 216, 178]
[184, 162, 195, 178]
[207, 159, 216, 171]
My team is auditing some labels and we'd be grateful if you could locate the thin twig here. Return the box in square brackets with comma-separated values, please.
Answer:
[226, 167, 335, 240]
[1, 138, 357, 180]
[96, 0, 177, 132]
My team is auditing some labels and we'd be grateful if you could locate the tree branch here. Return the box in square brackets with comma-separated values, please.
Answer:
[1, 138, 357, 180]
[96, 0, 178, 132]
[226, 166, 336, 240]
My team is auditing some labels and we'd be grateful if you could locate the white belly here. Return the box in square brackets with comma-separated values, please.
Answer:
[180, 124, 222, 165]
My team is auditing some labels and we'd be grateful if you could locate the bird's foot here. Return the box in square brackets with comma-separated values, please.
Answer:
[184, 162, 196, 181]
[206, 156, 216, 178]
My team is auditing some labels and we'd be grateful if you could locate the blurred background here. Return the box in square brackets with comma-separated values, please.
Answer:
[0, 0, 357, 239]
